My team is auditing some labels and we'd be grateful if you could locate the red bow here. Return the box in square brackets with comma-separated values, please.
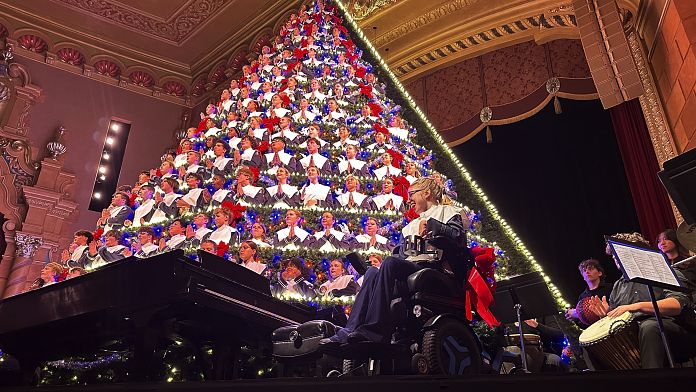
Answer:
[216, 242, 229, 257]
[196, 118, 208, 132]
[346, 51, 357, 63]
[129, 193, 138, 208]
[465, 268, 500, 327]
[404, 207, 420, 222]
[373, 123, 389, 135]
[386, 149, 404, 168]
[368, 102, 383, 116]
[355, 66, 367, 79]
[359, 83, 373, 98]
[279, 92, 290, 107]
[293, 48, 307, 60]
[221, 201, 247, 221]
[262, 117, 280, 129]
[256, 140, 270, 154]
[93, 228, 104, 240]
[248, 166, 260, 183]
[392, 175, 410, 200]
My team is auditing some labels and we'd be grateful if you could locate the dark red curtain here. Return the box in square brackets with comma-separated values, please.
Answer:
[609, 99, 677, 245]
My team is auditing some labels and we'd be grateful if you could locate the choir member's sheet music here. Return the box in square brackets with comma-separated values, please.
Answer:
[609, 241, 681, 287]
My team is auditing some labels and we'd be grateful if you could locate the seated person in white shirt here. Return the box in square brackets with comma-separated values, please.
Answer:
[318, 259, 360, 297]
[208, 207, 238, 246]
[304, 78, 327, 102]
[370, 176, 406, 212]
[365, 127, 392, 152]
[205, 138, 235, 176]
[298, 124, 329, 149]
[333, 125, 359, 149]
[237, 240, 268, 275]
[218, 88, 234, 113]
[267, 93, 291, 118]
[313, 211, 350, 251]
[387, 115, 410, 140]
[354, 104, 379, 127]
[324, 98, 346, 123]
[96, 192, 133, 231]
[87, 229, 132, 268]
[173, 139, 194, 168]
[338, 144, 368, 176]
[204, 173, 234, 208]
[292, 98, 317, 123]
[177, 150, 208, 181]
[272, 116, 300, 142]
[249, 222, 273, 248]
[373, 151, 402, 180]
[274, 209, 314, 248]
[60, 230, 94, 269]
[264, 137, 298, 174]
[336, 174, 371, 209]
[301, 166, 334, 208]
[159, 219, 189, 252]
[300, 138, 332, 174]
[127, 184, 158, 227]
[186, 213, 213, 247]
[266, 167, 300, 208]
[176, 173, 207, 213]
[134, 226, 160, 258]
[234, 135, 264, 169]
[404, 161, 421, 185]
[153, 178, 182, 221]
[355, 217, 391, 253]
[232, 166, 266, 206]
[247, 116, 269, 142]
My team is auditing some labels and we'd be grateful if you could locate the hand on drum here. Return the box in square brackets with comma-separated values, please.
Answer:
[587, 295, 609, 318]
[606, 304, 637, 318]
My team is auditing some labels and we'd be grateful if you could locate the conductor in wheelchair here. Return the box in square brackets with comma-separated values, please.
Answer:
[320, 177, 469, 347]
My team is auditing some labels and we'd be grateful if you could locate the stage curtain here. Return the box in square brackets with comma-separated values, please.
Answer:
[609, 99, 677, 245]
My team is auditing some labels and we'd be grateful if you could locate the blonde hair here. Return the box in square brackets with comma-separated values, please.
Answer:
[410, 177, 450, 205]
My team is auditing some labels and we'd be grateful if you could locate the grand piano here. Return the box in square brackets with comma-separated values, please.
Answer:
[0, 250, 314, 383]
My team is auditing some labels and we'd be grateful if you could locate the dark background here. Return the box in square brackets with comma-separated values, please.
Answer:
[453, 99, 641, 303]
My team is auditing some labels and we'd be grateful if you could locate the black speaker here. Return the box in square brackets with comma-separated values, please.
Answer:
[658, 148, 696, 225]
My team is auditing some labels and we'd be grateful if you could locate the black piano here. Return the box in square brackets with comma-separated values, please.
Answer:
[0, 250, 314, 383]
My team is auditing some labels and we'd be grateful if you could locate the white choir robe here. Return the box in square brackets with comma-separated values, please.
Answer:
[271, 129, 300, 142]
[212, 156, 234, 174]
[365, 143, 393, 153]
[250, 238, 273, 248]
[264, 151, 296, 174]
[354, 234, 391, 253]
[221, 99, 234, 112]
[136, 243, 160, 258]
[405, 174, 419, 185]
[181, 188, 205, 211]
[292, 110, 317, 122]
[240, 148, 263, 168]
[132, 199, 157, 227]
[299, 153, 331, 173]
[251, 128, 268, 141]
[373, 165, 402, 180]
[301, 183, 333, 207]
[153, 193, 182, 222]
[336, 191, 370, 210]
[164, 234, 188, 251]
[209, 225, 238, 245]
[318, 274, 358, 297]
[103, 205, 132, 232]
[325, 110, 346, 121]
[401, 205, 462, 262]
[234, 184, 265, 206]
[388, 126, 410, 140]
[266, 184, 300, 208]
[337, 158, 368, 176]
[268, 108, 291, 118]
[298, 137, 328, 150]
[313, 229, 348, 252]
[174, 153, 188, 168]
[205, 127, 224, 138]
[228, 137, 241, 151]
[191, 227, 212, 247]
[241, 260, 268, 275]
[371, 193, 405, 212]
[210, 188, 234, 208]
[275, 226, 313, 249]
[333, 138, 360, 149]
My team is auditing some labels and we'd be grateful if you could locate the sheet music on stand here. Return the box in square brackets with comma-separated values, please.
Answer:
[607, 238, 684, 291]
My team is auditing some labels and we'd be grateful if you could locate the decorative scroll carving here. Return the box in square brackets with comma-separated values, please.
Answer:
[55, 0, 226, 43]
[348, 0, 399, 21]
[14, 232, 42, 258]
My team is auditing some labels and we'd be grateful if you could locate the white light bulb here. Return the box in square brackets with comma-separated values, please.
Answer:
[103, 153, 110, 160]
[94, 192, 101, 199]
[99, 166, 107, 174]
[106, 137, 114, 145]
[111, 123, 120, 131]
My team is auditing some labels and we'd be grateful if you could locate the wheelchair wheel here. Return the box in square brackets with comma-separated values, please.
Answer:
[422, 319, 481, 375]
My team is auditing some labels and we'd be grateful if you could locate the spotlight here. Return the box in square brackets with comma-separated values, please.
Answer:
[106, 137, 114, 145]
[103, 153, 110, 160]
[110, 123, 120, 131]
[94, 192, 101, 199]
[100, 175, 106, 181]
[99, 166, 107, 174]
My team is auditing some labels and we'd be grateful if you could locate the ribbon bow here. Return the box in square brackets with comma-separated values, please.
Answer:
[216, 242, 229, 257]
[221, 201, 247, 221]
[359, 83, 373, 99]
[256, 140, 270, 154]
[464, 246, 500, 327]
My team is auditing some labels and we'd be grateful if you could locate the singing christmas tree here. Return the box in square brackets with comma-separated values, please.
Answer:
[104, 0, 569, 310]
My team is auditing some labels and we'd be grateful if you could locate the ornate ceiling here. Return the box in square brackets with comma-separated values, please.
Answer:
[0, 0, 643, 107]
[347, 0, 641, 81]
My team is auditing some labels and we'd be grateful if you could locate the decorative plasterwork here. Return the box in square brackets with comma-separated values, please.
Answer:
[393, 7, 578, 80]
[53, 0, 227, 44]
[347, 0, 400, 21]
[13, 231, 42, 258]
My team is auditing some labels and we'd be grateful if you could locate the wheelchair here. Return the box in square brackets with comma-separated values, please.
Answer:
[272, 236, 484, 377]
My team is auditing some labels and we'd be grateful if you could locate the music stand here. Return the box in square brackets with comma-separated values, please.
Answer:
[606, 237, 690, 368]
[490, 271, 559, 373]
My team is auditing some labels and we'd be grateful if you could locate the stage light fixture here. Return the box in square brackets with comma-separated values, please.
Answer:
[106, 137, 114, 145]
[103, 153, 110, 160]
[93, 192, 101, 199]
[99, 166, 107, 174]
[111, 123, 120, 131]
[100, 175, 106, 181]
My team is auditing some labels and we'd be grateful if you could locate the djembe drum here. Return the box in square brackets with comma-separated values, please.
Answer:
[579, 311, 641, 369]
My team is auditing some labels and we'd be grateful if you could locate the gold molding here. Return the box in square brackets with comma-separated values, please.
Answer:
[348, 0, 400, 21]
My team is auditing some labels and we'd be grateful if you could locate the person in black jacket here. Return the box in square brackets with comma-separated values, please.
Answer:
[565, 258, 612, 325]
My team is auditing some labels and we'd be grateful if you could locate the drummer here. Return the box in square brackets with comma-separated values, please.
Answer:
[584, 232, 696, 369]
